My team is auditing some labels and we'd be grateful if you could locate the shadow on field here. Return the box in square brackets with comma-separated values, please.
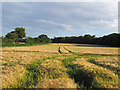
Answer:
[62, 57, 95, 88]
[72, 43, 115, 48]
[88, 59, 120, 75]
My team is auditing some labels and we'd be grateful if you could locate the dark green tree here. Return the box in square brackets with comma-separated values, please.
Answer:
[5, 27, 26, 42]
[52, 33, 120, 47]
[5, 32, 18, 40]
[38, 34, 52, 43]
[15, 28, 26, 39]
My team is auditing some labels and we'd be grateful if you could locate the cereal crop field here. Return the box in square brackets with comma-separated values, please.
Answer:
[2, 43, 120, 88]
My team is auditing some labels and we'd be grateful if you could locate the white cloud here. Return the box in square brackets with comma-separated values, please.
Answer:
[36, 19, 73, 31]
[89, 20, 118, 28]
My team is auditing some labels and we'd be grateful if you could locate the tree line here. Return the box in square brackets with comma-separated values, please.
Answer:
[2, 27, 52, 45]
[1, 27, 119, 47]
[52, 33, 120, 47]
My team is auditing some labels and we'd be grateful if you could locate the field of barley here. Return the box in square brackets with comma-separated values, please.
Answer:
[2, 43, 120, 88]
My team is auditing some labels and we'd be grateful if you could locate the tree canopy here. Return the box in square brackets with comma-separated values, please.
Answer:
[5, 32, 18, 40]
[52, 33, 120, 47]
[15, 28, 26, 39]
[2, 27, 120, 47]
[3, 27, 52, 45]
[5, 27, 26, 40]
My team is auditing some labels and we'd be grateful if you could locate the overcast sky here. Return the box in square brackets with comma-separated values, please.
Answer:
[2, 2, 118, 38]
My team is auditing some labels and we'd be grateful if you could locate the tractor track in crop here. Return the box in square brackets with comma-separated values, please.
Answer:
[59, 46, 119, 88]
[11, 46, 119, 88]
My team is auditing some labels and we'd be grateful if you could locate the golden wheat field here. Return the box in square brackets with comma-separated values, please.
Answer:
[2, 43, 120, 88]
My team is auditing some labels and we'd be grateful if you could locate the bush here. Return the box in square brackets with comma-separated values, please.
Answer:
[34, 34, 52, 44]
[25, 37, 34, 45]
[38, 34, 52, 43]
[2, 37, 14, 44]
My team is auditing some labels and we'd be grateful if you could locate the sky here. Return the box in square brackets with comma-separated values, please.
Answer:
[2, 1, 118, 38]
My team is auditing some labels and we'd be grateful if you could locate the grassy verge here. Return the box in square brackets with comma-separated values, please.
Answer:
[2, 50, 45, 53]
[2, 43, 50, 47]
